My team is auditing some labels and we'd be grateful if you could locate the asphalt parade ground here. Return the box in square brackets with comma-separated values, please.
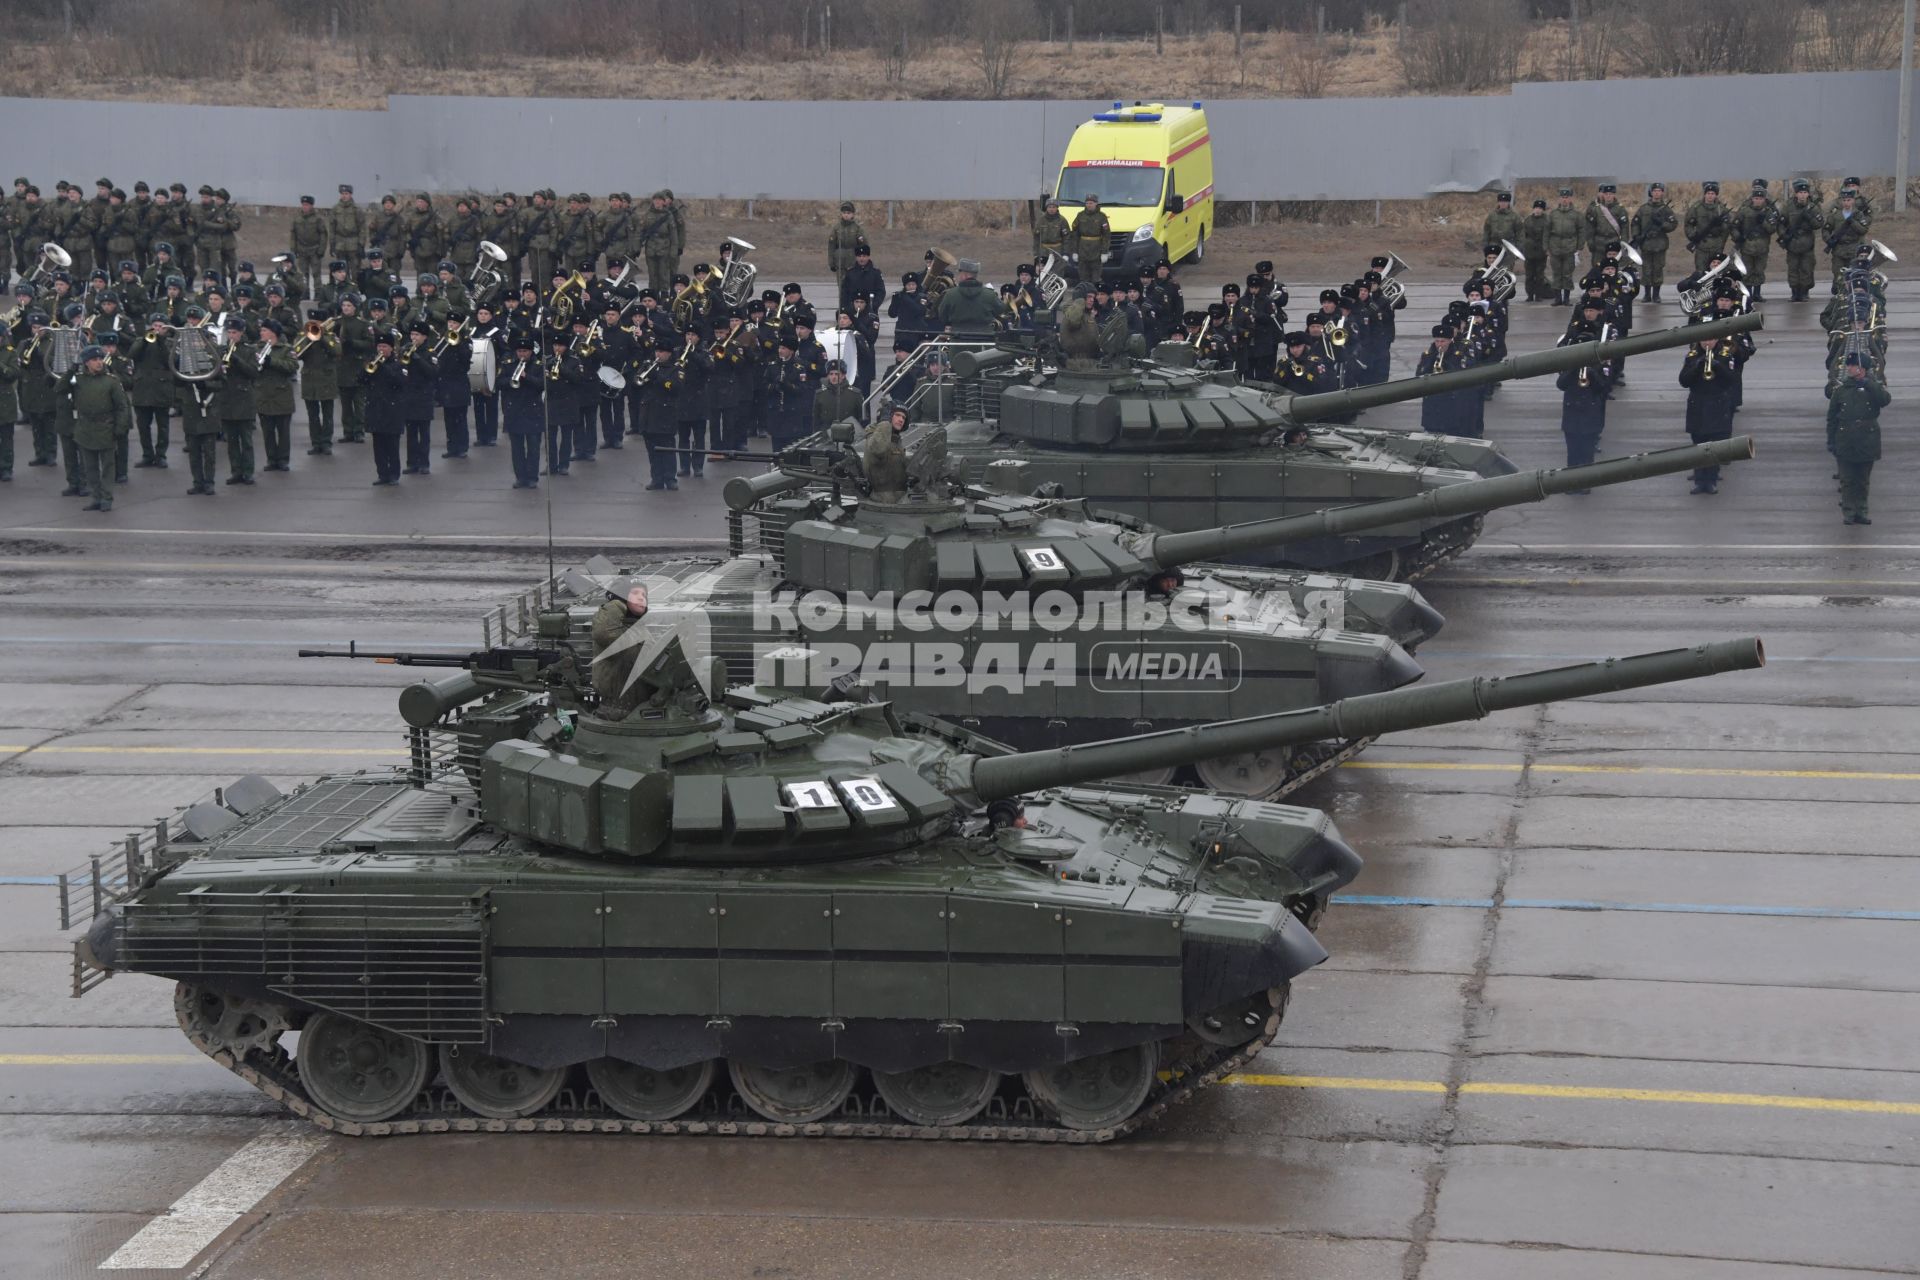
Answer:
[0, 279, 1915, 1280]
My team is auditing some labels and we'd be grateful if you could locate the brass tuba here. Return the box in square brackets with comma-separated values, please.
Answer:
[717, 236, 758, 308]
[1479, 240, 1525, 304]
[1033, 252, 1070, 310]
[1678, 252, 1743, 316]
[1376, 251, 1411, 305]
[26, 242, 72, 288]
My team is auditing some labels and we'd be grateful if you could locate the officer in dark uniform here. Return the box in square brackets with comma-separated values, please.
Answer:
[1827, 351, 1889, 524]
[397, 320, 439, 474]
[637, 333, 682, 490]
[1555, 323, 1612, 478]
[1679, 291, 1742, 494]
[364, 330, 406, 485]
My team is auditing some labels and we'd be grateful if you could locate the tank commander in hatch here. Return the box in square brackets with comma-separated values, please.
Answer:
[864, 404, 911, 501]
[590, 578, 651, 719]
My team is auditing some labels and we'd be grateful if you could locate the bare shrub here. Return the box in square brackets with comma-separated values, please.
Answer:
[1281, 32, 1335, 97]
[1801, 0, 1906, 72]
[1617, 0, 1798, 76]
[975, 0, 1038, 98]
[1397, 0, 1526, 93]
[80, 0, 291, 80]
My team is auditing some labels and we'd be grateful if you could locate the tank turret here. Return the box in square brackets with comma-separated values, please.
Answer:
[932, 313, 1766, 579]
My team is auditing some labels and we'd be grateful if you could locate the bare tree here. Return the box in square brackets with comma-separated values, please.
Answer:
[1397, 0, 1524, 92]
[1617, 0, 1798, 76]
[1280, 30, 1333, 96]
[976, 0, 1038, 98]
[1804, 0, 1906, 72]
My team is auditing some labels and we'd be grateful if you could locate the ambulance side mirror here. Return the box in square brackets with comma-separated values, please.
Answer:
[1166, 193, 1185, 215]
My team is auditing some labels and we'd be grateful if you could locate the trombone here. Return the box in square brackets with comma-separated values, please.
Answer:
[291, 317, 335, 357]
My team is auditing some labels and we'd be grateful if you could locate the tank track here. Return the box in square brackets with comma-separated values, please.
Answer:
[1400, 516, 1485, 583]
[177, 987, 1286, 1144]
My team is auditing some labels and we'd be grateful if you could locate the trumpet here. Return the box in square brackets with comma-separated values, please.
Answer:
[1327, 315, 1351, 347]
[292, 317, 335, 357]
[675, 332, 699, 368]
[364, 350, 389, 376]
[429, 319, 466, 358]
[632, 358, 661, 388]
[508, 357, 529, 389]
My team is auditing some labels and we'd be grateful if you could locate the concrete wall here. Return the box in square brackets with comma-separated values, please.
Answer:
[2, 71, 1912, 206]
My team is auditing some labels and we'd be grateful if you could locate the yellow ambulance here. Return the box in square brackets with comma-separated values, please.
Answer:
[1052, 101, 1215, 280]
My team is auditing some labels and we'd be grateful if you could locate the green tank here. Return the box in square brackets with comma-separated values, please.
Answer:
[922, 311, 1764, 581]
[496, 428, 1750, 798]
[67, 634, 1762, 1140]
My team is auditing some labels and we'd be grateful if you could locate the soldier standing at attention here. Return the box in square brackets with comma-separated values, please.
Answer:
[1033, 196, 1071, 266]
[827, 202, 865, 287]
[1684, 181, 1731, 272]
[1482, 191, 1522, 260]
[1521, 198, 1551, 301]
[289, 195, 327, 298]
[1071, 194, 1111, 285]
[328, 185, 364, 272]
[364, 330, 405, 486]
[71, 344, 131, 512]
[640, 192, 676, 296]
[1583, 183, 1627, 265]
[0, 327, 18, 483]
[1827, 352, 1888, 525]
[1777, 180, 1826, 302]
[1545, 188, 1583, 306]
[1629, 183, 1678, 304]
[214, 188, 241, 283]
[1732, 180, 1779, 302]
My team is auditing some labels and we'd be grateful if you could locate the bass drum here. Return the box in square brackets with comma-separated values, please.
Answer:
[468, 336, 498, 395]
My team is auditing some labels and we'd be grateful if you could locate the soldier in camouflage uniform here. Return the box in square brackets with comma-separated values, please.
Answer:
[445, 196, 484, 282]
[327, 184, 365, 268]
[1683, 181, 1731, 272]
[1629, 183, 1678, 303]
[559, 193, 599, 273]
[1071, 195, 1112, 286]
[1545, 188, 1583, 306]
[1730, 180, 1780, 301]
[1520, 198, 1550, 302]
[523, 191, 558, 295]
[481, 194, 518, 289]
[1482, 191, 1522, 257]
[828, 202, 866, 287]
[1032, 196, 1071, 266]
[1583, 183, 1629, 262]
[1824, 187, 1871, 280]
[1777, 179, 1826, 302]
[290, 194, 329, 299]
[192, 186, 226, 287]
[405, 194, 445, 277]
[639, 191, 676, 296]
[598, 192, 639, 273]
[213, 188, 242, 282]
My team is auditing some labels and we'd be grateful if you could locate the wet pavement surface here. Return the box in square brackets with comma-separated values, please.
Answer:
[1, 281, 1916, 1279]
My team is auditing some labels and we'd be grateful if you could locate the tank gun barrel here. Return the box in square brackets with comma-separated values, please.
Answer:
[1142, 436, 1754, 571]
[1278, 312, 1763, 424]
[959, 638, 1763, 803]
[724, 470, 811, 512]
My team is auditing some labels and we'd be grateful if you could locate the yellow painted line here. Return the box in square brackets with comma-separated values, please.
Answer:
[1225, 1073, 1920, 1116]
[0, 1053, 204, 1065]
[0, 745, 405, 756]
[1227, 1073, 1447, 1094]
[1340, 761, 1920, 782]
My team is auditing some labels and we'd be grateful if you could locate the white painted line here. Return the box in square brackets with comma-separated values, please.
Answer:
[99, 1130, 326, 1271]
[1471, 543, 1920, 552]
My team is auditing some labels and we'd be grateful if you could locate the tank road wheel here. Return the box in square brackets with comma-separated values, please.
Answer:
[437, 1044, 567, 1120]
[1114, 766, 1177, 787]
[1349, 548, 1403, 584]
[586, 1057, 716, 1122]
[873, 1062, 1003, 1127]
[1193, 748, 1296, 799]
[295, 1012, 431, 1124]
[1023, 1043, 1157, 1132]
[728, 1059, 858, 1124]
[174, 983, 290, 1055]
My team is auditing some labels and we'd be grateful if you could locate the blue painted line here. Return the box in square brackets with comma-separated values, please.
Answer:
[0, 876, 60, 885]
[1340, 894, 1920, 921]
